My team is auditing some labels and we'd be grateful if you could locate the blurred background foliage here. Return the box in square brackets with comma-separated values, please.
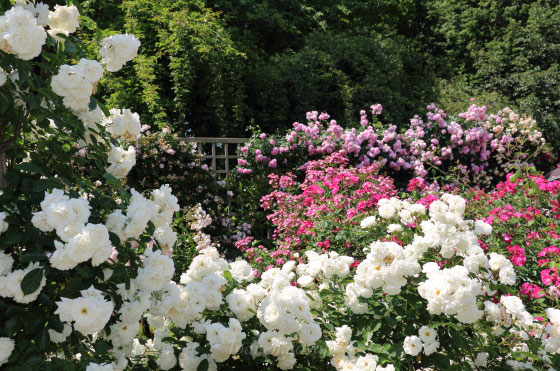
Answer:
[81, 0, 560, 151]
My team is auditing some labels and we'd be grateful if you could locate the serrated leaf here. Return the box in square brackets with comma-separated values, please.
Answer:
[21, 268, 44, 295]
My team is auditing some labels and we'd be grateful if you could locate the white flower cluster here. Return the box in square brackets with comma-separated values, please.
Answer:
[190, 205, 212, 231]
[327, 325, 394, 371]
[137, 249, 175, 292]
[51, 59, 104, 111]
[252, 263, 322, 369]
[106, 145, 136, 179]
[226, 284, 262, 322]
[99, 34, 141, 72]
[296, 250, 354, 287]
[360, 215, 377, 228]
[0, 337, 15, 367]
[410, 195, 484, 261]
[31, 189, 112, 270]
[14, 1, 49, 27]
[104, 108, 142, 141]
[403, 326, 439, 356]
[418, 263, 482, 324]
[204, 318, 246, 362]
[484, 296, 536, 335]
[0, 262, 46, 303]
[474, 219, 492, 235]
[376, 197, 426, 223]
[55, 286, 114, 335]
[47, 4, 79, 40]
[103, 250, 174, 367]
[0, 6, 46, 60]
[229, 260, 255, 282]
[167, 247, 228, 327]
[543, 308, 560, 355]
[346, 241, 419, 313]
[107, 185, 179, 250]
[179, 342, 217, 371]
[488, 253, 516, 285]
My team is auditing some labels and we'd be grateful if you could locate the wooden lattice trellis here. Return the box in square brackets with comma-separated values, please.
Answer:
[180, 137, 249, 179]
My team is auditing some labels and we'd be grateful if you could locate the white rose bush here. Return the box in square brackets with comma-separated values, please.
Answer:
[1, 1, 560, 370]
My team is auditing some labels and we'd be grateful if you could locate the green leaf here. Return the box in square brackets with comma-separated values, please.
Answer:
[94, 98, 111, 117]
[16, 162, 43, 174]
[197, 358, 209, 371]
[89, 96, 98, 111]
[224, 270, 233, 282]
[38, 327, 50, 350]
[368, 343, 389, 354]
[29, 93, 41, 110]
[21, 268, 44, 296]
[32, 179, 50, 192]
[103, 172, 120, 185]
[20, 253, 48, 264]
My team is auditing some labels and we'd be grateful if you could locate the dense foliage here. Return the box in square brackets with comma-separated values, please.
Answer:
[80, 0, 560, 151]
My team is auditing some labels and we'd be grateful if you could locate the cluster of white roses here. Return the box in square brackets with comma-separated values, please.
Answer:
[113, 239, 332, 370]
[51, 58, 104, 111]
[254, 264, 323, 368]
[346, 240, 420, 313]
[107, 185, 179, 251]
[178, 341, 217, 371]
[65, 187, 178, 370]
[0, 4, 47, 60]
[296, 250, 354, 287]
[55, 286, 114, 335]
[104, 108, 142, 141]
[11, 1, 81, 42]
[106, 145, 136, 179]
[31, 189, 113, 270]
[47, 3, 79, 40]
[99, 34, 141, 72]
[365, 194, 520, 326]
[327, 325, 395, 370]
[481, 296, 558, 368]
[403, 326, 440, 357]
[203, 318, 246, 363]
[376, 197, 426, 223]
[418, 263, 483, 323]
[488, 252, 516, 285]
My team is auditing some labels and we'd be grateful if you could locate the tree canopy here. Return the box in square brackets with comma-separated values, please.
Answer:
[84, 0, 560, 150]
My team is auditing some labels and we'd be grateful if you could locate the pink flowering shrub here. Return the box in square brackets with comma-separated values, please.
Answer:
[235, 101, 548, 189]
[465, 171, 560, 312]
[237, 153, 401, 269]
[230, 101, 552, 244]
